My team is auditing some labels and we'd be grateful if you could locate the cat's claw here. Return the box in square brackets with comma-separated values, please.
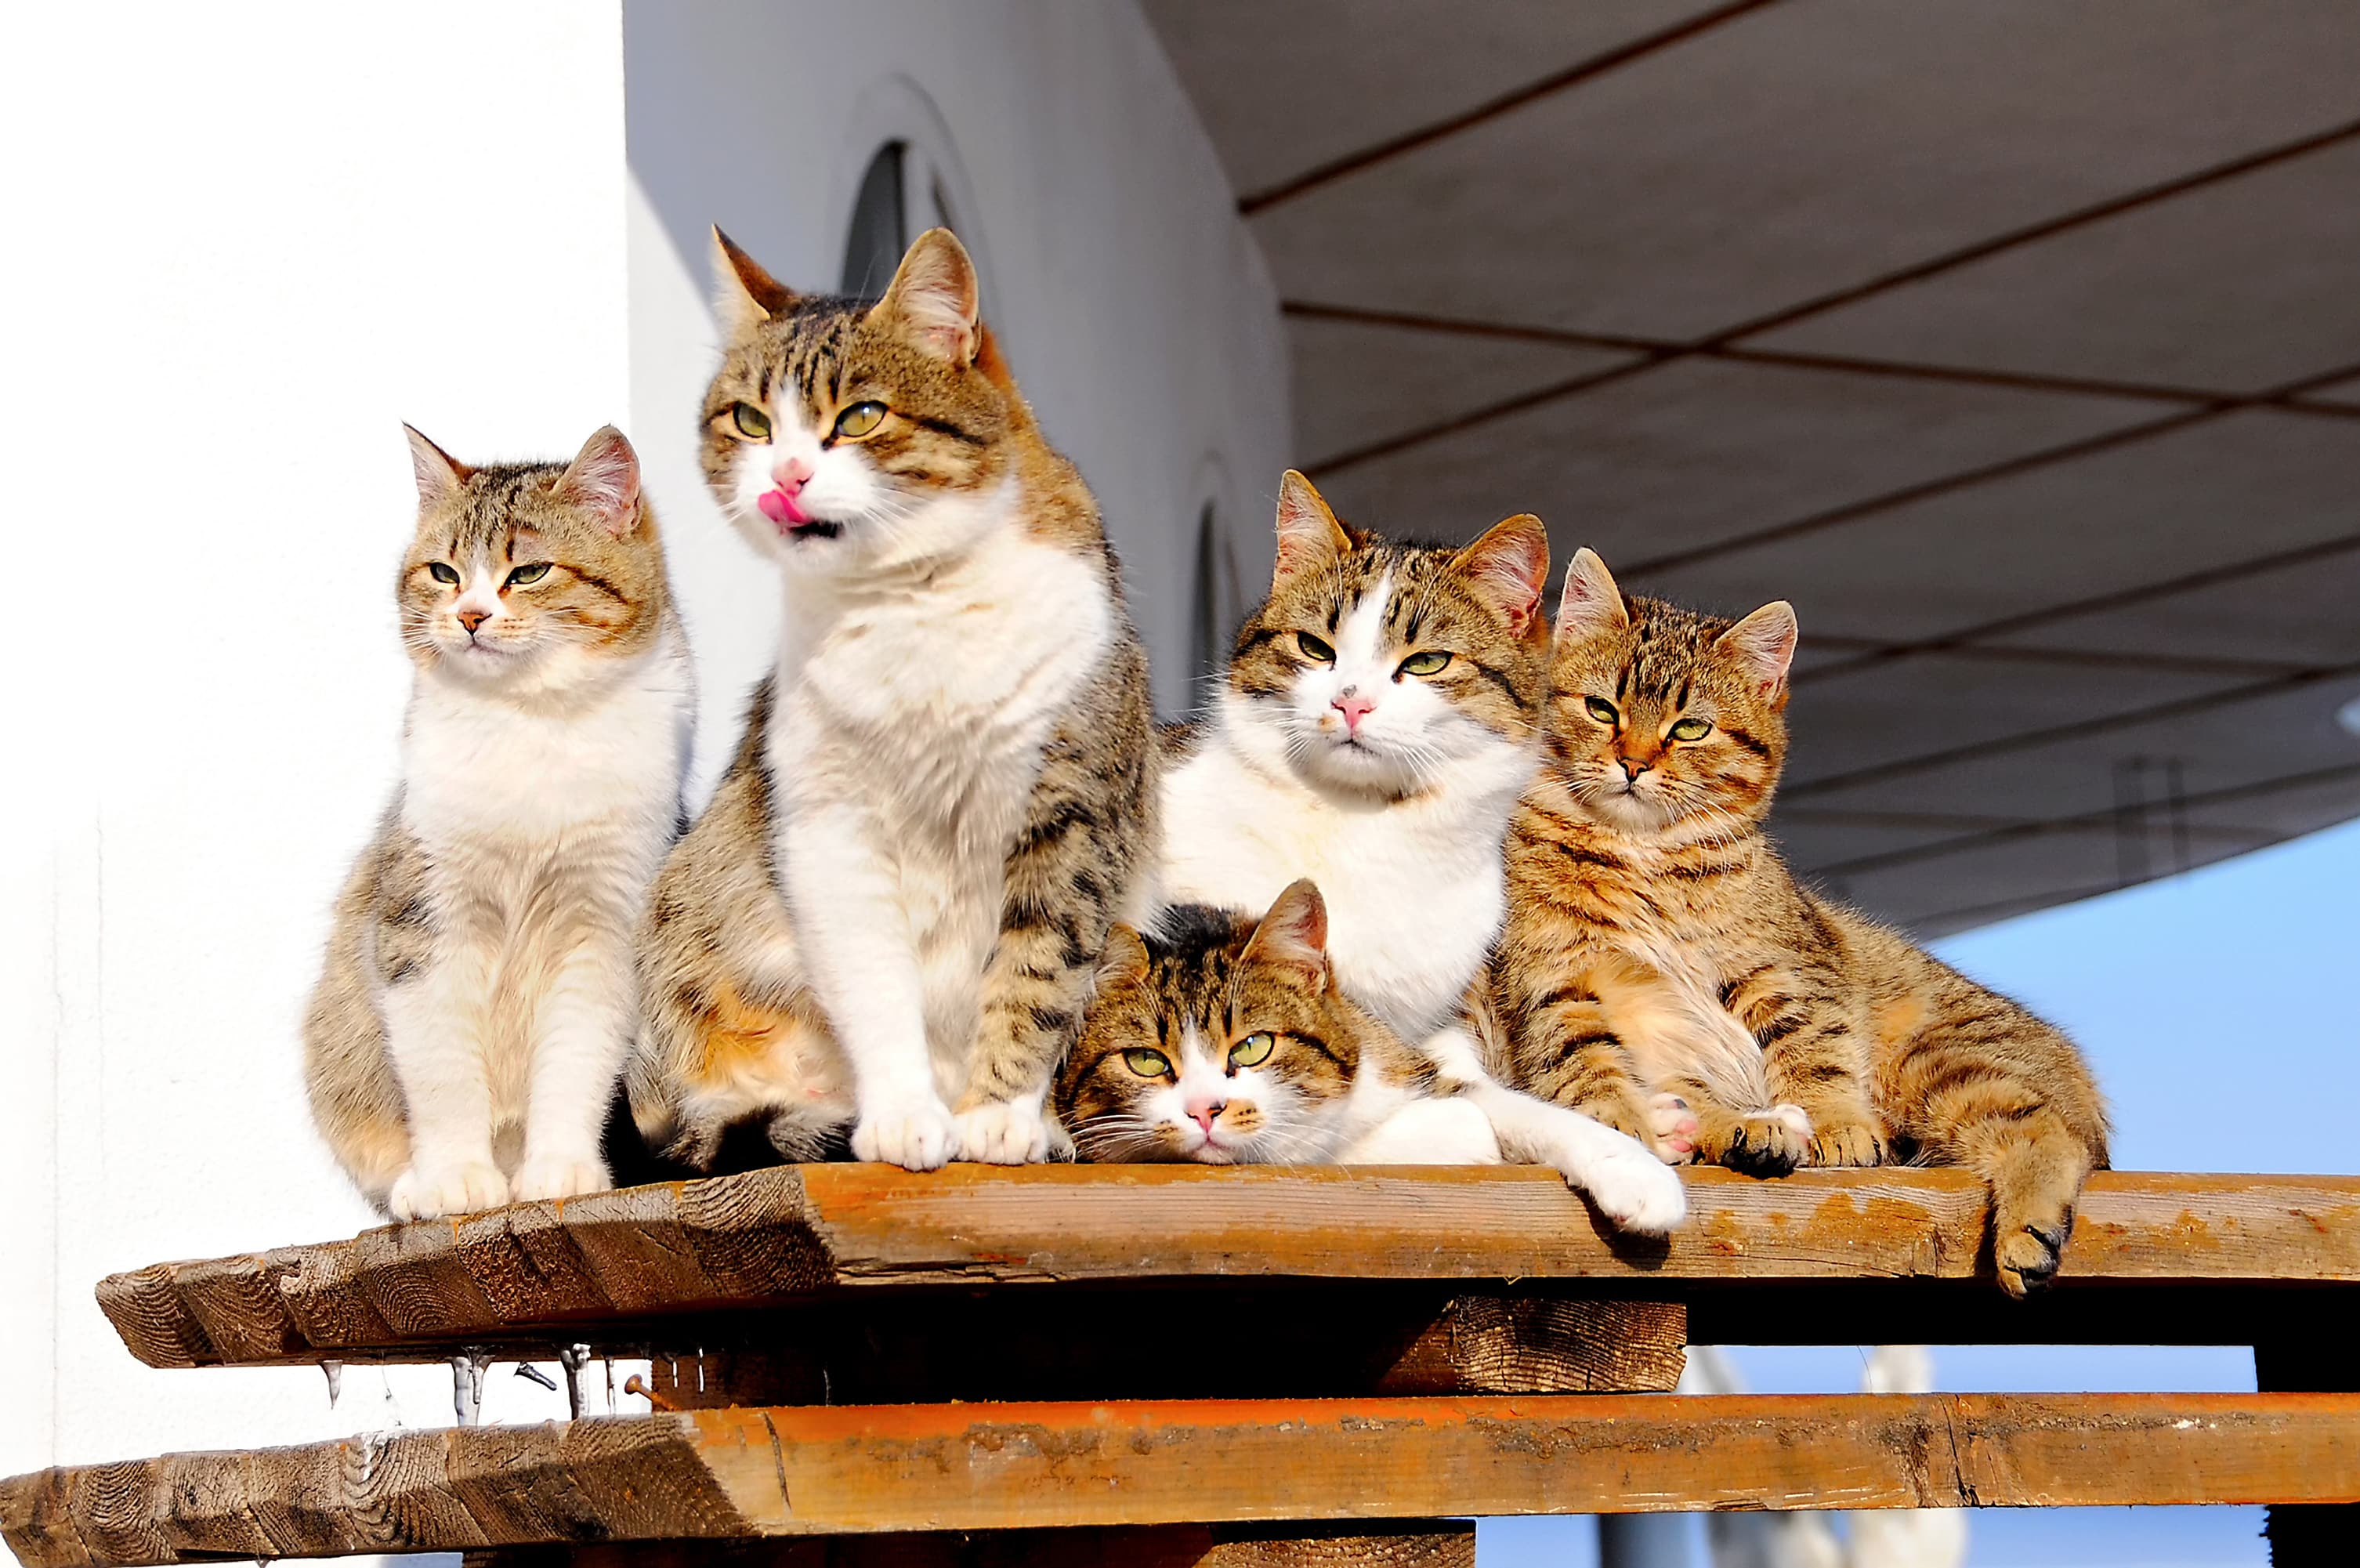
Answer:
[1995, 1222, 2068, 1298]
[1645, 1092, 1699, 1164]
[852, 1097, 959, 1171]
[512, 1154, 612, 1204]
[1577, 1136, 1689, 1235]
[955, 1099, 1052, 1165]
[1809, 1120, 1888, 1168]
[389, 1161, 509, 1221]
[1718, 1103, 1813, 1176]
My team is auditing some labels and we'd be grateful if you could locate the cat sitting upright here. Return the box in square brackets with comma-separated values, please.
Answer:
[306, 425, 693, 1219]
[1152, 473, 1685, 1233]
[628, 228, 1156, 1172]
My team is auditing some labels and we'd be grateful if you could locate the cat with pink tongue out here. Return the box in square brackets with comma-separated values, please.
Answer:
[1147, 474, 1689, 1233]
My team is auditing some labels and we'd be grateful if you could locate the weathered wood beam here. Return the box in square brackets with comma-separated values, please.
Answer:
[93, 1166, 2360, 1370]
[463, 1521, 1477, 1568]
[7, 1392, 2359, 1566]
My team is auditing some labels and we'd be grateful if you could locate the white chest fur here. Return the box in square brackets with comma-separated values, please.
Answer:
[400, 629, 692, 894]
[766, 517, 1114, 1066]
[1158, 722, 1535, 1042]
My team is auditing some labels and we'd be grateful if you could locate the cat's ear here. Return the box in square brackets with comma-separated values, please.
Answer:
[870, 228, 981, 364]
[1272, 470, 1352, 588]
[710, 226, 798, 337]
[1554, 548, 1630, 646]
[1095, 925, 1151, 990]
[1453, 513, 1549, 639]
[1717, 600, 1799, 704]
[552, 425, 643, 536]
[403, 425, 471, 511]
[1240, 878, 1330, 989]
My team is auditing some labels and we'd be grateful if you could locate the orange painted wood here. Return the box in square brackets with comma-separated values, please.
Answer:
[92, 1165, 2360, 1369]
[5, 1392, 2358, 1566]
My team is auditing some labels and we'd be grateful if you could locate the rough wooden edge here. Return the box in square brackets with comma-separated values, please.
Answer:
[460, 1520, 1478, 1568]
[96, 1167, 2360, 1368]
[8, 1392, 2360, 1566]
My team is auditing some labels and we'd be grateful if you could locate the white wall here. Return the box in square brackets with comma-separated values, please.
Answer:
[0, 0, 1283, 1495]
[621, 0, 1290, 750]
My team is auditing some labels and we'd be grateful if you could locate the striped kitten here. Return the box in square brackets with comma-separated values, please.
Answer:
[1156, 475, 1685, 1233]
[1498, 549, 2109, 1294]
[1057, 881, 1504, 1168]
[306, 426, 694, 1219]
[628, 229, 1155, 1172]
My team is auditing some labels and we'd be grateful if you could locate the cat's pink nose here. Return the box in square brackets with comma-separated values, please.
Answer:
[770, 455, 812, 491]
[1332, 688, 1376, 733]
[1186, 1098, 1226, 1135]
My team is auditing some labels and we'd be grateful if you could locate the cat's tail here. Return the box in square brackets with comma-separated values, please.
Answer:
[303, 860, 410, 1215]
[1859, 925, 2111, 1298]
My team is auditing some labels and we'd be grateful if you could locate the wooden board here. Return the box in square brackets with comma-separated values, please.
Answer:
[8, 1392, 2360, 1566]
[93, 1166, 2360, 1370]
[461, 1522, 1477, 1568]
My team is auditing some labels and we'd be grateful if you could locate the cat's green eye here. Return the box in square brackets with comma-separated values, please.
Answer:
[833, 401, 888, 440]
[1584, 696, 1620, 726]
[1296, 632, 1336, 663]
[1397, 650, 1451, 678]
[1667, 716, 1713, 742]
[1227, 1032, 1275, 1070]
[1122, 1048, 1173, 1079]
[505, 563, 552, 588]
[427, 563, 461, 586]
[729, 402, 772, 440]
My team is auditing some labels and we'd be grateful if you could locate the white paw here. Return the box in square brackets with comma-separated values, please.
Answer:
[1768, 1103, 1814, 1139]
[1645, 1092, 1699, 1164]
[388, 1161, 509, 1221]
[1575, 1135, 1689, 1235]
[954, 1099, 1052, 1164]
[512, 1155, 611, 1204]
[852, 1095, 959, 1171]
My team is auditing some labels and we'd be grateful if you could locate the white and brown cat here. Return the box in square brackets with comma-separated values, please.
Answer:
[306, 425, 693, 1219]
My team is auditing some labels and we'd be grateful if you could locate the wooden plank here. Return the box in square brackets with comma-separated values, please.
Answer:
[92, 1167, 2360, 1369]
[461, 1521, 1477, 1568]
[2257, 1334, 2360, 1566]
[7, 1392, 2360, 1566]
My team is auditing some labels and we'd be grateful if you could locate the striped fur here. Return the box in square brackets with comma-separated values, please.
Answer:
[1499, 550, 2109, 1294]
[629, 229, 1155, 1172]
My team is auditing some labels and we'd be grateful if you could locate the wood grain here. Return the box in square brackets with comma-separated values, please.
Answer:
[92, 1166, 2360, 1370]
[8, 1392, 2358, 1566]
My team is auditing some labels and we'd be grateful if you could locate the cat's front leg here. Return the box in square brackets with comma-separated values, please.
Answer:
[382, 947, 509, 1219]
[780, 802, 955, 1171]
[956, 710, 1147, 1165]
[515, 931, 633, 1203]
[1426, 1027, 1688, 1235]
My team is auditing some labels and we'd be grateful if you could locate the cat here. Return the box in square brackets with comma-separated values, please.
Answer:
[1152, 473, 1686, 1233]
[1496, 547, 2110, 1295]
[305, 425, 694, 1219]
[627, 227, 1156, 1173]
[1057, 881, 1505, 1168]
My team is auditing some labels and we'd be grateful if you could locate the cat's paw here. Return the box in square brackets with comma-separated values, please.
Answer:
[954, 1099, 1052, 1165]
[388, 1161, 509, 1221]
[1995, 1221, 2069, 1298]
[1716, 1103, 1813, 1176]
[1577, 1135, 1689, 1235]
[1808, 1119, 1888, 1168]
[852, 1095, 959, 1171]
[1645, 1093, 1699, 1164]
[512, 1154, 612, 1204]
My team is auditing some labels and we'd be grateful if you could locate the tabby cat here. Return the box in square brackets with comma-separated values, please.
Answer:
[1057, 881, 1504, 1167]
[628, 228, 1155, 1172]
[306, 425, 693, 1219]
[1497, 548, 2108, 1294]
[1155, 474, 1685, 1232]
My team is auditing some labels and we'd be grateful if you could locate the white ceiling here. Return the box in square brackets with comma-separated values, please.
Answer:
[1146, 0, 2360, 932]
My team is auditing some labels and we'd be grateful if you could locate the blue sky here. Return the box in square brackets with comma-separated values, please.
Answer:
[1480, 816, 2360, 1566]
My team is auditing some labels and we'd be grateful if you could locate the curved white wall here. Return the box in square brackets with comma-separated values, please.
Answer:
[0, 0, 1286, 1511]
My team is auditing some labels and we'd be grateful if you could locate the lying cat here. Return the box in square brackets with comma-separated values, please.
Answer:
[306, 425, 693, 1219]
[1497, 549, 2110, 1294]
[1058, 879, 1516, 1172]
